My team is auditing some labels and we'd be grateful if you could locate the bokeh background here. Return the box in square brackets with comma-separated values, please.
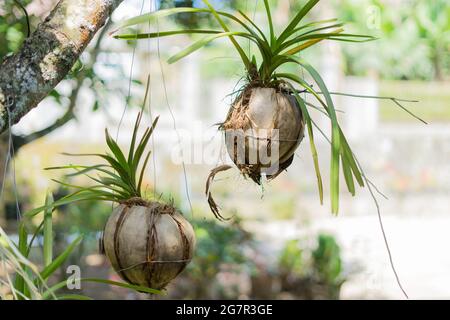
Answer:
[1, 0, 449, 299]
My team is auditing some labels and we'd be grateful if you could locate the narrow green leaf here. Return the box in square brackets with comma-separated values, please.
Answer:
[114, 29, 221, 40]
[167, 31, 257, 64]
[13, 223, 28, 299]
[105, 128, 130, 175]
[275, 70, 340, 214]
[131, 116, 159, 179]
[137, 151, 151, 195]
[81, 278, 161, 295]
[201, 0, 251, 70]
[43, 192, 54, 267]
[289, 86, 324, 204]
[263, 0, 275, 45]
[43, 277, 161, 299]
[40, 235, 83, 281]
[295, 61, 341, 215]
[339, 130, 364, 187]
[278, 0, 320, 44]
[341, 148, 356, 196]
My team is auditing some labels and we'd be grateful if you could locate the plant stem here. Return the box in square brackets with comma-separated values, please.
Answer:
[43, 192, 54, 267]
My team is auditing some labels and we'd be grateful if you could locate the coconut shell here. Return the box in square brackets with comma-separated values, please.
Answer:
[223, 87, 305, 183]
[102, 202, 195, 290]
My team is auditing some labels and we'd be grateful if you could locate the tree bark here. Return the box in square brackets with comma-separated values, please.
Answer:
[0, 0, 124, 134]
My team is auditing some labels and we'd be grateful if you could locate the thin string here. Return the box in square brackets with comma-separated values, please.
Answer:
[115, 0, 146, 141]
[155, 17, 193, 216]
[252, 0, 259, 53]
[356, 158, 409, 299]
[112, 0, 145, 212]
[3, 100, 21, 220]
[0, 133, 11, 213]
[116, 258, 193, 273]
[147, 0, 157, 198]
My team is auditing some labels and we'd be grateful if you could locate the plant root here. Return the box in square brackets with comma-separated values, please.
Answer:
[205, 165, 233, 221]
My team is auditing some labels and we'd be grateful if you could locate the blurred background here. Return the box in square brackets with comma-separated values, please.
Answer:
[0, 0, 449, 299]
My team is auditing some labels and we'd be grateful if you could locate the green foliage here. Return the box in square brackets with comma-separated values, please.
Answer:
[24, 84, 159, 218]
[271, 196, 295, 220]
[276, 234, 344, 299]
[0, 0, 33, 58]
[173, 218, 254, 299]
[189, 219, 250, 276]
[1, 194, 83, 299]
[278, 239, 303, 276]
[312, 234, 343, 285]
[0, 195, 161, 299]
[335, 0, 450, 80]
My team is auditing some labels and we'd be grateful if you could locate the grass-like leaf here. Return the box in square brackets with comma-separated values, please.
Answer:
[39, 235, 83, 281]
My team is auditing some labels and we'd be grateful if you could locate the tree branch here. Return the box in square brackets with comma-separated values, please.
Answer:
[12, 78, 80, 150]
[0, 0, 124, 134]
[12, 19, 113, 150]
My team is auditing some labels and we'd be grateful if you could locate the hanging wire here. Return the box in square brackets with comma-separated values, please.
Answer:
[147, 0, 157, 198]
[1, 98, 22, 221]
[116, 0, 146, 141]
[155, 14, 194, 216]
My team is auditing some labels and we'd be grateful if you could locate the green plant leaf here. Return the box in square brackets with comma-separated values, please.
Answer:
[341, 147, 356, 196]
[42, 277, 161, 299]
[167, 31, 257, 64]
[201, 0, 251, 70]
[39, 235, 83, 281]
[137, 151, 151, 195]
[294, 61, 341, 214]
[278, 0, 320, 44]
[275, 70, 340, 214]
[81, 278, 161, 295]
[131, 116, 159, 183]
[105, 128, 130, 176]
[43, 192, 54, 267]
[13, 223, 29, 299]
[114, 29, 222, 40]
[288, 85, 324, 204]
[263, 0, 275, 45]
[339, 130, 364, 187]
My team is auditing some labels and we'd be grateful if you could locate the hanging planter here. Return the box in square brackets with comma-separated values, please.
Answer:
[223, 86, 305, 184]
[102, 200, 195, 289]
[30, 89, 196, 290]
[111, 0, 421, 219]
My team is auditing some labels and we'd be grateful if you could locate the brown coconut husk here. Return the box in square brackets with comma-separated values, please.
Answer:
[222, 84, 305, 184]
[206, 84, 305, 219]
[101, 200, 195, 290]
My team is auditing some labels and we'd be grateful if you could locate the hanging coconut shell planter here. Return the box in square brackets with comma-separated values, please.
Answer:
[47, 93, 195, 290]
[102, 200, 195, 289]
[112, 0, 422, 219]
[222, 86, 305, 184]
